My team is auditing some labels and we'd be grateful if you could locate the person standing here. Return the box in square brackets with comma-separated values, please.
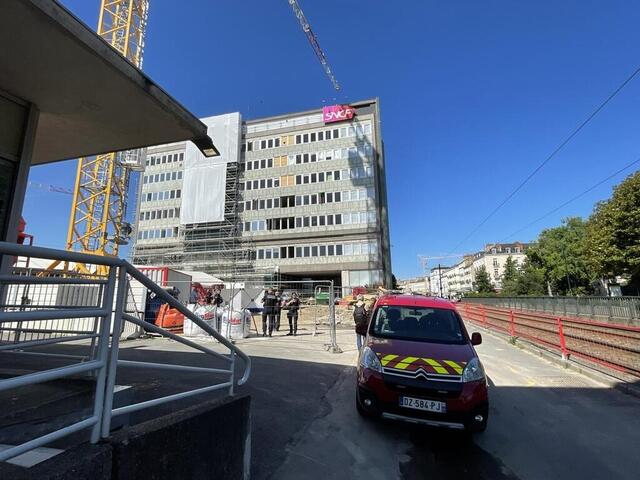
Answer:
[286, 292, 301, 336]
[353, 295, 369, 350]
[274, 290, 283, 331]
[261, 288, 277, 337]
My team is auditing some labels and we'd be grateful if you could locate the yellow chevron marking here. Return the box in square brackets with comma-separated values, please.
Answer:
[395, 356, 420, 370]
[380, 354, 399, 366]
[424, 358, 449, 375]
[443, 360, 464, 375]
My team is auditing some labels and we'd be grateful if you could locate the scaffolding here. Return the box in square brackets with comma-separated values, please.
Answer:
[132, 161, 263, 281]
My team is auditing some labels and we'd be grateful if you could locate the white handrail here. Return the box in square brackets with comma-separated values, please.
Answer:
[0, 240, 251, 462]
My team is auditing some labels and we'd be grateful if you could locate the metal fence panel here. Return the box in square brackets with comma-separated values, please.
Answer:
[463, 296, 640, 325]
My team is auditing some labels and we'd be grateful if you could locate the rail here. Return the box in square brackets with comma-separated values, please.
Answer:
[0, 241, 250, 463]
[462, 296, 640, 325]
[459, 302, 640, 379]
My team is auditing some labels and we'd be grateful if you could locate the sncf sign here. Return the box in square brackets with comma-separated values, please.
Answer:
[322, 105, 356, 123]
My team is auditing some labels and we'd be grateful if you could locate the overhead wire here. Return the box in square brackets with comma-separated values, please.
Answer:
[447, 63, 640, 255]
[498, 156, 640, 243]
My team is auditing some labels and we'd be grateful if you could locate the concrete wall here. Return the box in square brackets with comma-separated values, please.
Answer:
[1, 395, 251, 480]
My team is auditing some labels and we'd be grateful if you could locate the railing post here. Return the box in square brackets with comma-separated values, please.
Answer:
[89, 266, 117, 444]
[327, 280, 341, 353]
[557, 317, 568, 360]
[101, 265, 128, 438]
[481, 304, 487, 326]
[229, 350, 236, 396]
[509, 310, 515, 337]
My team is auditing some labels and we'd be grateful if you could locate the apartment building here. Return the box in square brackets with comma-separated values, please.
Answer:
[132, 99, 392, 288]
[399, 277, 429, 295]
[471, 242, 528, 290]
[429, 265, 450, 297]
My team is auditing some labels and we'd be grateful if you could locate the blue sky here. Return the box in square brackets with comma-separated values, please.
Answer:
[24, 0, 640, 278]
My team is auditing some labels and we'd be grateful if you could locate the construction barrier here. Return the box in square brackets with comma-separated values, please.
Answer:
[459, 302, 640, 379]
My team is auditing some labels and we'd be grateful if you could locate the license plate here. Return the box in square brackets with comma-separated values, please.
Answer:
[399, 396, 447, 413]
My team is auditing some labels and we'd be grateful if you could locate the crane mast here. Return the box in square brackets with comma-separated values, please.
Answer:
[287, 0, 340, 91]
[53, 0, 150, 275]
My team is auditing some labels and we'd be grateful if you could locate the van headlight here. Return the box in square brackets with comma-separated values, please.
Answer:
[462, 357, 485, 383]
[359, 347, 382, 373]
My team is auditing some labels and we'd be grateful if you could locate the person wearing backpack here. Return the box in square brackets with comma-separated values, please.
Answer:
[353, 295, 369, 350]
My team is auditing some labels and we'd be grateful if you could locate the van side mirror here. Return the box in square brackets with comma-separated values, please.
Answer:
[471, 332, 482, 346]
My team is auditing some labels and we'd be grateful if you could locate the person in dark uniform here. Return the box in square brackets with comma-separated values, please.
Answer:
[274, 290, 283, 331]
[261, 287, 278, 337]
[212, 287, 223, 307]
[286, 292, 301, 336]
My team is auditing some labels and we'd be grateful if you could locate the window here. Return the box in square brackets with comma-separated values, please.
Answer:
[335, 214, 342, 224]
[319, 172, 325, 182]
[261, 140, 267, 149]
[336, 245, 343, 256]
[247, 141, 253, 152]
[372, 306, 465, 344]
[261, 159, 266, 169]
[334, 170, 341, 180]
[296, 247, 302, 257]
[312, 246, 318, 256]
[319, 245, 326, 256]
[303, 133, 309, 143]
[296, 134, 302, 144]
[304, 246, 310, 257]
[319, 216, 326, 226]
[333, 128, 339, 138]
[318, 131, 324, 141]
[334, 192, 341, 202]
[311, 173, 317, 183]
[268, 139, 273, 149]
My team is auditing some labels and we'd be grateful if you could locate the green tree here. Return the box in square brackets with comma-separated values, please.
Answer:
[500, 256, 520, 295]
[527, 217, 594, 295]
[513, 258, 547, 295]
[585, 171, 640, 292]
[473, 265, 495, 294]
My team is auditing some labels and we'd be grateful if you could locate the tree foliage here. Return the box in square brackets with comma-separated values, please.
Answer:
[473, 265, 495, 294]
[500, 256, 520, 296]
[526, 217, 593, 296]
[585, 171, 640, 291]
[513, 259, 547, 296]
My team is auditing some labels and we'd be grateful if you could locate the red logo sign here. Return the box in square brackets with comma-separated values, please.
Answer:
[322, 105, 356, 123]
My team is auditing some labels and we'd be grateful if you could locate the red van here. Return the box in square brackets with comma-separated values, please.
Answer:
[356, 295, 488, 433]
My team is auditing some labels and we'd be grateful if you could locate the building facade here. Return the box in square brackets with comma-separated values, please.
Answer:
[132, 99, 392, 288]
[470, 242, 528, 291]
[398, 277, 429, 295]
[429, 265, 450, 297]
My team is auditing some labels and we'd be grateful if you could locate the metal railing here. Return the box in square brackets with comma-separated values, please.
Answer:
[459, 302, 640, 379]
[0, 241, 250, 463]
[463, 296, 640, 325]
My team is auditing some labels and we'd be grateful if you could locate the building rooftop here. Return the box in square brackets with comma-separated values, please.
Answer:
[1, 0, 215, 165]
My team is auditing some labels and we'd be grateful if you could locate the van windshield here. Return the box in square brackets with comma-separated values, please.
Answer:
[371, 305, 466, 344]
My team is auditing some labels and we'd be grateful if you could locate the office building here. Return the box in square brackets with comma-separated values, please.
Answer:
[132, 99, 392, 288]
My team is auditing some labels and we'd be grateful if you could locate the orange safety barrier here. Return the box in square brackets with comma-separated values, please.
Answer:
[459, 302, 640, 379]
[155, 303, 184, 333]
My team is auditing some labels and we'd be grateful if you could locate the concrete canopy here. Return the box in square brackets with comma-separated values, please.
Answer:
[0, 0, 216, 165]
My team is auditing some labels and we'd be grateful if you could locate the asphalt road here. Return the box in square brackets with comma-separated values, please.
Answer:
[12, 322, 638, 479]
[238, 326, 640, 480]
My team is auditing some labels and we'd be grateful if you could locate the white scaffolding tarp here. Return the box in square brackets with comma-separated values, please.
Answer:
[181, 112, 241, 224]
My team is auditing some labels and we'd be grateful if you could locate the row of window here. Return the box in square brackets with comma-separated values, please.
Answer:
[243, 167, 374, 192]
[243, 144, 372, 171]
[241, 211, 375, 232]
[244, 121, 372, 152]
[145, 152, 183, 167]
[243, 188, 374, 212]
[255, 240, 378, 260]
[137, 226, 179, 240]
[139, 207, 181, 222]
[143, 170, 183, 185]
[141, 189, 182, 203]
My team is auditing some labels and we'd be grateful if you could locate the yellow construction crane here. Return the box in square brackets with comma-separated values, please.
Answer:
[49, 0, 150, 275]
